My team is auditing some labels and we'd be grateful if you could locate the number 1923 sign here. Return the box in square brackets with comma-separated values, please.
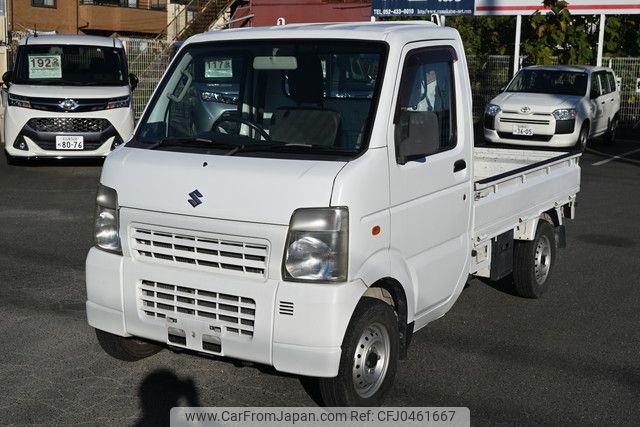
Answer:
[372, 0, 475, 16]
[28, 55, 62, 79]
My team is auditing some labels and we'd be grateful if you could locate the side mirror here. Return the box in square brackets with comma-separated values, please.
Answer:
[129, 73, 138, 91]
[395, 111, 440, 165]
[2, 71, 13, 87]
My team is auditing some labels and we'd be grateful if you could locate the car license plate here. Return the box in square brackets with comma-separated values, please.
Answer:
[513, 125, 534, 136]
[55, 136, 84, 150]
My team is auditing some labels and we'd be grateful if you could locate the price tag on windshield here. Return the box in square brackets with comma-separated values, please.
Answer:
[28, 55, 62, 79]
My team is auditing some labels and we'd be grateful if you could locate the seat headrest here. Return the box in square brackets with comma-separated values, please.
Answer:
[288, 55, 324, 104]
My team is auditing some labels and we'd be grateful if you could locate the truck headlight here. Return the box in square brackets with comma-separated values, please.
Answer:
[485, 103, 501, 116]
[94, 184, 121, 254]
[8, 94, 31, 109]
[106, 96, 130, 109]
[552, 108, 577, 121]
[283, 207, 348, 282]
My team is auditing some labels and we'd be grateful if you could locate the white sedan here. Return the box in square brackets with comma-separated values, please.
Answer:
[483, 65, 620, 151]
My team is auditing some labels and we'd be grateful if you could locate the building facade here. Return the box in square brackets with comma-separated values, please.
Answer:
[7, 0, 167, 37]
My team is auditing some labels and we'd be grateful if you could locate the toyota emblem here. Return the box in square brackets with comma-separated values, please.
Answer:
[520, 106, 531, 114]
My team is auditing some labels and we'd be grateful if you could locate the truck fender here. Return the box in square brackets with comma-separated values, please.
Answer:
[354, 248, 417, 324]
[514, 210, 562, 241]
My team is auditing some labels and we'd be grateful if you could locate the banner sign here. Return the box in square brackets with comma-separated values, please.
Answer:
[372, 0, 475, 17]
[474, 0, 640, 16]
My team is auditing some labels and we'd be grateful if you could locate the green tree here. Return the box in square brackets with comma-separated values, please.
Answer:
[521, 0, 597, 65]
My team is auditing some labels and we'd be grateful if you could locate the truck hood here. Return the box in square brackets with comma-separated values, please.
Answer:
[101, 147, 347, 225]
[492, 92, 581, 114]
[9, 84, 130, 99]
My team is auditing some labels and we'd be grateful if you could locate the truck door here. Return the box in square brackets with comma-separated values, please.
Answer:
[387, 44, 472, 317]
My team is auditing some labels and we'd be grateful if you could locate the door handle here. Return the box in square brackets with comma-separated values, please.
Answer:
[454, 159, 467, 173]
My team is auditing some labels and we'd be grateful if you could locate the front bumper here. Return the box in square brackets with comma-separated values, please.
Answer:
[483, 113, 581, 148]
[4, 106, 134, 158]
[86, 247, 366, 377]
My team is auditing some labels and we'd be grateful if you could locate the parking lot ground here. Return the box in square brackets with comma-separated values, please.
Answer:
[0, 135, 639, 426]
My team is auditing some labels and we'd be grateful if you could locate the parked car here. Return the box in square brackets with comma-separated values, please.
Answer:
[87, 23, 581, 406]
[3, 35, 137, 163]
[484, 65, 620, 151]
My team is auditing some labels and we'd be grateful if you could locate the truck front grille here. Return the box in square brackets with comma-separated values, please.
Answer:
[27, 117, 111, 133]
[138, 280, 256, 338]
[131, 226, 268, 278]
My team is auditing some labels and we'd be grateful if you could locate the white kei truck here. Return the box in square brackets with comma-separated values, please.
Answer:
[86, 22, 581, 406]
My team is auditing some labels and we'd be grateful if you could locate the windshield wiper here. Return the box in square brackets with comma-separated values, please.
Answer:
[147, 137, 216, 150]
[226, 143, 357, 156]
[224, 143, 311, 156]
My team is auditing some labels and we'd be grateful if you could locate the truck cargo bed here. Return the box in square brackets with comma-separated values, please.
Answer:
[472, 147, 581, 243]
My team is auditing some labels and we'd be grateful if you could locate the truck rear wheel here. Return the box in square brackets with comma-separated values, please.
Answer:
[318, 297, 399, 406]
[513, 221, 556, 298]
[95, 329, 163, 362]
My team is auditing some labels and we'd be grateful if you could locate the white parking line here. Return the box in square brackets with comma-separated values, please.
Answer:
[591, 147, 640, 166]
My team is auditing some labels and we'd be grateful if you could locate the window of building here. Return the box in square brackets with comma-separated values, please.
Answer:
[394, 47, 457, 162]
[32, 0, 56, 8]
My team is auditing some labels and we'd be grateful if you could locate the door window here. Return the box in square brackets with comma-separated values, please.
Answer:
[607, 73, 617, 92]
[394, 47, 457, 163]
[598, 72, 611, 94]
[590, 73, 601, 98]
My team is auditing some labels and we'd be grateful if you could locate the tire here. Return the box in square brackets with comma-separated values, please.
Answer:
[318, 297, 399, 406]
[513, 221, 556, 299]
[574, 123, 588, 153]
[604, 116, 618, 145]
[95, 329, 163, 362]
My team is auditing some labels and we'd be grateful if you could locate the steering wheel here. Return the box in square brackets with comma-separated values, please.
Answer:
[212, 116, 272, 143]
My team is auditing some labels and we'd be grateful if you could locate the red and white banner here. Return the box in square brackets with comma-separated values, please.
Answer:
[475, 0, 640, 15]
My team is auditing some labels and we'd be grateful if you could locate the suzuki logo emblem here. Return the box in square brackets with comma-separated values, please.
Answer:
[188, 190, 203, 208]
[59, 99, 79, 111]
[520, 106, 532, 114]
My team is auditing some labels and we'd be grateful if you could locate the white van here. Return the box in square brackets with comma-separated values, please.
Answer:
[483, 65, 620, 151]
[86, 23, 581, 406]
[3, 35, 137, 162]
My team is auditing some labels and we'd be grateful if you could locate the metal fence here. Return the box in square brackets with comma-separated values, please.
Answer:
[124, 38, 172, 117]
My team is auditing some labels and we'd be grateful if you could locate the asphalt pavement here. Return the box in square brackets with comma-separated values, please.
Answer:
[0, 135, 639, 426]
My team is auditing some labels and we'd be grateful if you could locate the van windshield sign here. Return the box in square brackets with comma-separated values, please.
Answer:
[372, 0, 475, 16]
[28, 54, 62, 79]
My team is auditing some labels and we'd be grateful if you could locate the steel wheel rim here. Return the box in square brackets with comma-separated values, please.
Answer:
[352, 322, 390, 398]
[534, 235, 552, 285]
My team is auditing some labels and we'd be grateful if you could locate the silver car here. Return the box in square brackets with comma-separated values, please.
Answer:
[484, 65, 620, 151]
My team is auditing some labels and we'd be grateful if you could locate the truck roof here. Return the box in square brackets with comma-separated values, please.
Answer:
[187, 21, 460, 46]
[19, 35, 123, 48]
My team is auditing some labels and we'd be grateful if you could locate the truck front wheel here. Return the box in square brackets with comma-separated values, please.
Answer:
[513, 221, 556, 298]
[318, 297, 399, 406]
[95, 329, 163, 361]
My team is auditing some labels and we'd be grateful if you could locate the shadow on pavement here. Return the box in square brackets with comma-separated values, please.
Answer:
[134, 369, 201, 427]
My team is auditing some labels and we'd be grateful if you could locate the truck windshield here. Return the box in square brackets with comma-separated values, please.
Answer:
[13, 44, 128, 86]
[507, 70, 588, 96]
[132, 40, 387, 159]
